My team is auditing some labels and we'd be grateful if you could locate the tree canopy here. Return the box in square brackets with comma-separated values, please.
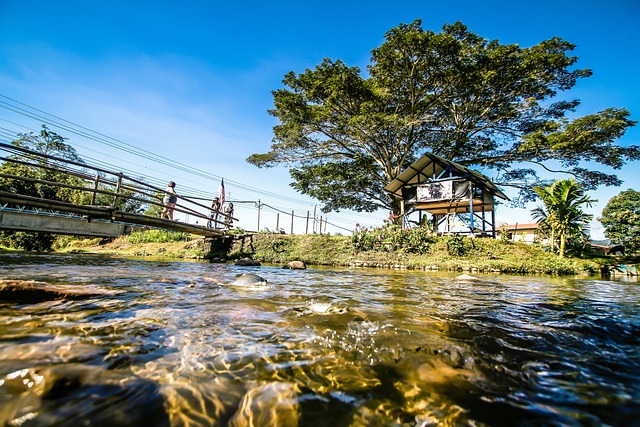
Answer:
[599, 189, 640, 254]
[248, 20, 638, 215]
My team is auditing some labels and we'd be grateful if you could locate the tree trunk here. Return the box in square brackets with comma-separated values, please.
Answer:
[390, 197, 403, 225]
[559, 233, 566, 258]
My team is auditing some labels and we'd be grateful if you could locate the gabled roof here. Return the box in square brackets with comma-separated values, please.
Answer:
[384, 152, 508, 200]
[501, 223, 539, 231]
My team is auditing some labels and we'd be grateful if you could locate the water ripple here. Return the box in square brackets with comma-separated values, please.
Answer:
[0, 253, 639, 425]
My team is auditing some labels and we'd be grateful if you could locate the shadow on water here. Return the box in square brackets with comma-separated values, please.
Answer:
[0, 252, 639, 426]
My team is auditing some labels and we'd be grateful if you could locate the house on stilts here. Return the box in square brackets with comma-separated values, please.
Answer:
[384, 153, 508, 237]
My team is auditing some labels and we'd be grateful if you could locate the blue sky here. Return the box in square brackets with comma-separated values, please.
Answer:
[1, 0, 638, 237]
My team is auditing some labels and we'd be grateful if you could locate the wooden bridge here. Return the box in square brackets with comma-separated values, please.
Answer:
[0, 142, 231, 238]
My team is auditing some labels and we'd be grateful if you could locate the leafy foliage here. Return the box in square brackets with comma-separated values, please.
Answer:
[351, 221, 436, 253]
[599, 189, 640, 254]
[144, 192, 164, 217]
[0, 125, 87, 202]
[446, 235, 470, 257]
[0, 231, 55, 251]
[249, 20, 638, 215]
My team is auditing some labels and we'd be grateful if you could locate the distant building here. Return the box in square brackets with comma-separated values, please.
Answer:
[500, 223, 540, 244]
[590, 239, 625, 256]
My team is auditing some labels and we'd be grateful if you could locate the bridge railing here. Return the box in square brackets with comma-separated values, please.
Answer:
[0, 141, 231, 231]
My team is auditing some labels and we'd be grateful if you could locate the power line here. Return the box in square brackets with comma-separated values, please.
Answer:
[0, 94, 384, 232]
[0, 94, 323, 205]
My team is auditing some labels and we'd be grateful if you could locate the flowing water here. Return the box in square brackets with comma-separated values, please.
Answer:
[0, 252, 638, 426]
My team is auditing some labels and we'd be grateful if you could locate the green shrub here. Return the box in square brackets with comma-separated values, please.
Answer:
[126, 229, 191, 243]
[0, 231, 54, 251]
[351, 223, 436, 254]
[403, 225, 436, 253]
[446, 235, 469, 257]
[51, 236, 103, 250]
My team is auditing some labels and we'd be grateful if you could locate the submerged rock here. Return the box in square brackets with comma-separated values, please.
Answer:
[0, 280, 121, 303]
[235, 258, 261, 266]
[0, 365, 169, 427]
[228, 382, 299, 426]
[455, 274, 479, 282]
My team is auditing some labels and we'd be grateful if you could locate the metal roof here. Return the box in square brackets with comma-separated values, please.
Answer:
[383, 152, 508, 200]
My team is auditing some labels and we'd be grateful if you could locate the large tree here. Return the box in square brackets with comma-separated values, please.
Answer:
[531, 179, 595, 258]
[248, 20, 638, 215]
[599, 189, 640, 254]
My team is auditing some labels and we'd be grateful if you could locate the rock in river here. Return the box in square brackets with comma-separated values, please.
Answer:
[282, 261, 306, 270]
[229, 273, 268, 288]
[0, 280, 121, 303]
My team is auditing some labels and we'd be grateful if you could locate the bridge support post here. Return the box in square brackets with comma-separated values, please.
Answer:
[112, 173, 123, 208]
[90, 174, 100, 205]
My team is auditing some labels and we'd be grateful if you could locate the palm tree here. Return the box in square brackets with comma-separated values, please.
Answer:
[531, 179, 596, 258]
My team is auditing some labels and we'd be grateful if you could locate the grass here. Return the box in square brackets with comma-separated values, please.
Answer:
[227, 233, 600, 275]
[45, 229, 625, 276]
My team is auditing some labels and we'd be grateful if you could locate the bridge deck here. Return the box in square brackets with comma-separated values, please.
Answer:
[0, 142, 233, 238]
[0, 191, 226, 238]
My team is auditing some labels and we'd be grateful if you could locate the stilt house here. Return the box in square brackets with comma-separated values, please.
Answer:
[384, 153, 508, 237]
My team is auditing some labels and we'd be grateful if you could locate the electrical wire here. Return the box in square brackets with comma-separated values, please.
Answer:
[0, 95, 384, 232]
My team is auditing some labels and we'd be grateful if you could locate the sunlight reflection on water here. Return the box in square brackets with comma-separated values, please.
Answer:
[0, 253, 638, 426]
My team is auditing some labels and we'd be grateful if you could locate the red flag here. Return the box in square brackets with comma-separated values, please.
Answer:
[218, 179, 225, 207]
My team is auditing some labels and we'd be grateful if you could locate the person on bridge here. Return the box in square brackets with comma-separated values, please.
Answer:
[208, 196, 220, 228]
[161, 181, 178, 220]
[223, 202, 234, 228]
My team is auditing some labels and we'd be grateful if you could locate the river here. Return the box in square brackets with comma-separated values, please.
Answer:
[0, 252, 638, 426]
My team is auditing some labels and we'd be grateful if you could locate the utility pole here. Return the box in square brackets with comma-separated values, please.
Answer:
[290, 210, 294, 235]
[256, 199, 261, 232]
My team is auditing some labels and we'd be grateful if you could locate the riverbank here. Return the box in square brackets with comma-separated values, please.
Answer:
[50, 232, 613, 276]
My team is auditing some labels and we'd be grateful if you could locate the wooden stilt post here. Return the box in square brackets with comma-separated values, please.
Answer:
[469, 182, 474, 234]
[482, 206, 486, 234]
[492, 208, 496, 238]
